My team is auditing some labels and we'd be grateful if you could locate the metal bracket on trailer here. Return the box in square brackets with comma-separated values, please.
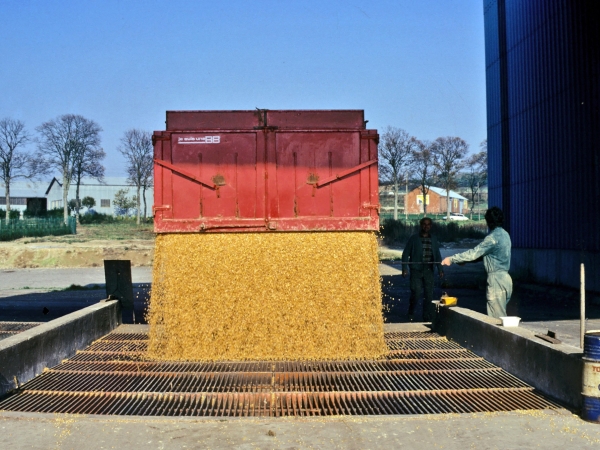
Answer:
[152, 133, 171, 145]
[153, 205, 171, 215]
[315, 159, 378, 188]
[361, 203, 381, 213]
[154, 158, 218, 190]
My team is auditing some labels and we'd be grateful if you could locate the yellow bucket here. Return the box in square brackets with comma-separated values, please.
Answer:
[440, 294, 458, 306]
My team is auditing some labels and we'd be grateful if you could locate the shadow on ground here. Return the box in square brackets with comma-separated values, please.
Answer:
[0, 284, 151, 324]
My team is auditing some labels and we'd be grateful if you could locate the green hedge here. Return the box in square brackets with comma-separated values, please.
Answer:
[79, 212, 116, 224]
[23, 208, 65, 218]
[380, 218, 487, 244]
[0, 217, 76, 241]
[0, 208, 21, 220]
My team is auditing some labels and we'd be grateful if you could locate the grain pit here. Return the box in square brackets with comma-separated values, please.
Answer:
[146, 231, 387, 361]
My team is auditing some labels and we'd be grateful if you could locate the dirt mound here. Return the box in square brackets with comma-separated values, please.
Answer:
[0, 240, 154, 269]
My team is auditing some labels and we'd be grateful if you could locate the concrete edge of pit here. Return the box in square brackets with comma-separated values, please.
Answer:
[0, 300, 121, 397]
[0, 407, 574, 423]
[433, 305, 583, 410]
[383, 323, 432, 333]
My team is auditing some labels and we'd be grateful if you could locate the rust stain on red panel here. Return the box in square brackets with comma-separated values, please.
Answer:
[154, 110, 379, 233]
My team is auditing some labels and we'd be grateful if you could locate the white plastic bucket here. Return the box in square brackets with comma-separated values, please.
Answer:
[499, 316, 521, 327]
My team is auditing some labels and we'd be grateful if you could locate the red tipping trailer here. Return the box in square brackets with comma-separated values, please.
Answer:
[153, 110, 379, 233]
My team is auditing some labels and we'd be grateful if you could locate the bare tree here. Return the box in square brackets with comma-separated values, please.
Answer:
[411, 140, 437, 216]
[378, 127, 416, 220]
[73, 145, 105, 221]
[431, 136, 469, 220]
[36, 114, 103, 224]
[118, 129, 154, 225]
[140, 153, 153, 219]
[0, 118, 34, 221]
[464, 140, 488, 219]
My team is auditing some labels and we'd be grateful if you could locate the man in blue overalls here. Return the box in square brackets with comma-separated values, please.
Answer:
[441, 207, 512, 318]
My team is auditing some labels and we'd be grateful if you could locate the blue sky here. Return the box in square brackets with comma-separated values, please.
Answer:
[1, 0, 486, 177]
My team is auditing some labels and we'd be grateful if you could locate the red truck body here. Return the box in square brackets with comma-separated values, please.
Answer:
[153, 110, 379, 233]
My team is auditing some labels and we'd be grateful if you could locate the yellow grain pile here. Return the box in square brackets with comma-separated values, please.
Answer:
[146, 232, 387, 361]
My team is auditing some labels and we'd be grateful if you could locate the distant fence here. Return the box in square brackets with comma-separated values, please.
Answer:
[379, 217, 487, 244]
[379, 212, 488, 222]
[380, 213, 455, 223]
[0, 217, 76, 241]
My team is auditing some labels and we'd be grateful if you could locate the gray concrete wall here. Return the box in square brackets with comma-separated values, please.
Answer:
[0, 300, 120, 396]
[512, 248, 600, 294]
[433, 306, 583, 410]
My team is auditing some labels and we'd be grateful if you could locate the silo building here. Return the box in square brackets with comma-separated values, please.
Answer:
[484, 0, 600, 291]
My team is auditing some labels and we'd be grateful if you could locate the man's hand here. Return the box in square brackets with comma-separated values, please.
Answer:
[441, 257, 452, 266]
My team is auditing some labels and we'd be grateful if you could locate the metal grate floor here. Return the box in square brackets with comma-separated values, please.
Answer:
[0, 322, 40, 341]
[0, 330, 559, 416]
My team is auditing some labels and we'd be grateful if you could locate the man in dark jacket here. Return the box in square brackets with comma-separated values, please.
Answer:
[402, 217, 444, 322]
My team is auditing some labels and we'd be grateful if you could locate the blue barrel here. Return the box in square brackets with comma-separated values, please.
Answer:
[582, 331, 600, 422]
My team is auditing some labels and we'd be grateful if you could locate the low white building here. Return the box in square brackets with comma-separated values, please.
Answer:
[0, 181, 47, 215]
[45, 177, 154, 216]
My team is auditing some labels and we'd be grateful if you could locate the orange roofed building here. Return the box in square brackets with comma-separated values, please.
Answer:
[405, 187, 468, 215]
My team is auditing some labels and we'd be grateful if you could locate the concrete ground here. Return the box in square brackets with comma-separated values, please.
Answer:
[2, 409, 600, 449]
[0, 267, 152, 290]
[2, 259, 600, 448]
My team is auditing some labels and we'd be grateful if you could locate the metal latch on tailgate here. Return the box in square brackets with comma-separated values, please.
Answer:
[154, 159, 219, 190]
[315, 159, 377, 188]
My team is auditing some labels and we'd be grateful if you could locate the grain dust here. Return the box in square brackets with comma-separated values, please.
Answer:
[146, 232, 387, 361]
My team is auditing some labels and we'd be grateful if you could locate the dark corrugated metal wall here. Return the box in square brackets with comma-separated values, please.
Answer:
[484, 0, 600, 251]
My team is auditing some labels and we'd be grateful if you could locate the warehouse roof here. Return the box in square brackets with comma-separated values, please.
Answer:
[0, 181, 47, 198]
[428, 187, 468, 200]
[45, 177, 132, 195]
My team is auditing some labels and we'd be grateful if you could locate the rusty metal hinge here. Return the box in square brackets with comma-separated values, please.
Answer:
[153, 205, 171, 214]
[152, 134, 171, 145]
[535, 330, 562, 344]
[360, 133, 379, 146]
[361, 203, 380, 213]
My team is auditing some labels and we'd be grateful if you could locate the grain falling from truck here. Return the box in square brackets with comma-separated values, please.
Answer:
[146, 232, 387, 361]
